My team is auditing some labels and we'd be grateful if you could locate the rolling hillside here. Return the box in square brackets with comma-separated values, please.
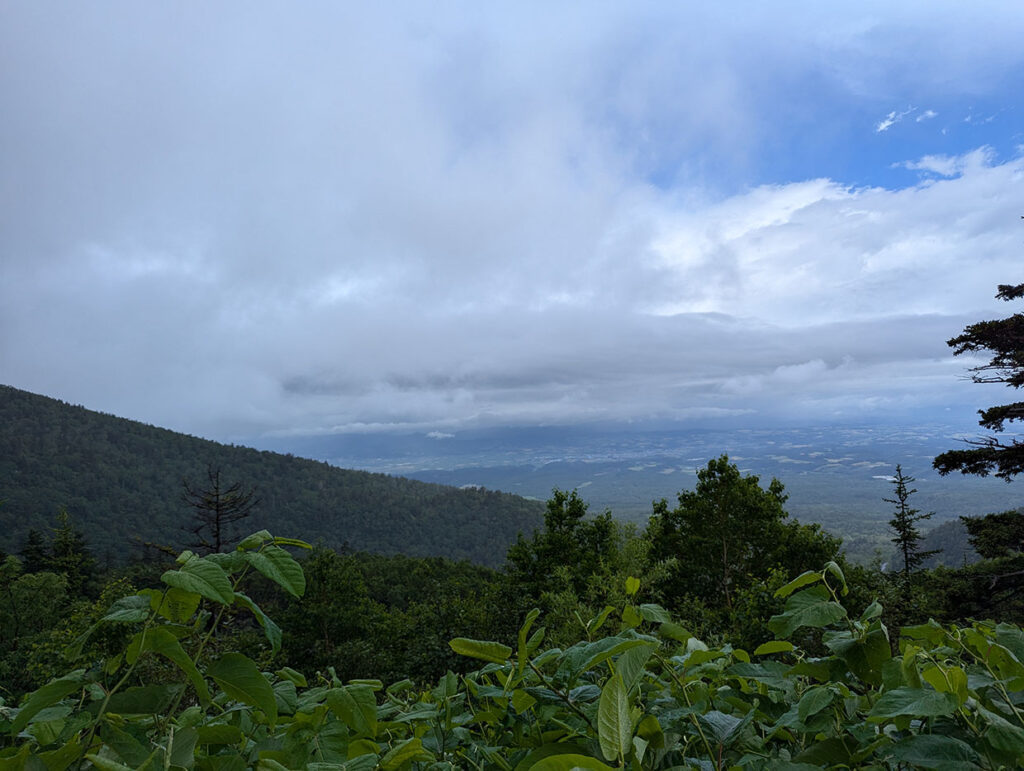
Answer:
[0, 385, 543, 566]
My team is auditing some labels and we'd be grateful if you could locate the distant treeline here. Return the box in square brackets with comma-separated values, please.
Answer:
[0, 384, 544, 566]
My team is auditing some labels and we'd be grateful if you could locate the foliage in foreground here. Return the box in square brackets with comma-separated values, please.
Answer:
[3, 534, 1024, 769]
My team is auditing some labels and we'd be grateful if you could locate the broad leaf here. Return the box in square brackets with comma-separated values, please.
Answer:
[768, 586, 846, 638]
[598, 673, 631, 763]
[528, 754, 616, 771]
[775, 570, 822, 598]
[10, 670, 86, 735]
[868, 687, 957, 720]
[615, 643, 655, 693]
[885, 734, 980, 770]
[101, 594, 152, 623]
[104, 684, 183, 715]
[638, 604, 670, 623]
[157, 587, 201, 623]
[127, 627, 211, 705]
[207, 653, 277, 726]
[242, 545, 305, 598]
[234, 592, 283, 654]
[824, 623, 891, 686]
[754, 640, 795, 656]
[797, 686, 833, 723]
[162, 555, 234, 605]
[326, 685, 377, 737]
[379, 737, 431, 770]
[518, 608, 541, 677]
[450, 638, 512, 663]
[237, 530, 274, 550]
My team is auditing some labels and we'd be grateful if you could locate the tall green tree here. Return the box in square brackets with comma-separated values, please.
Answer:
[960, 509, 1024, 559]
[48, 508, 96, 597]
[18, 529, 48, 574]
[886, 465, 939, 581]
[506, 489, 618, 605]
[934, 282, 1024, 480]
[646, 455, 840, 613]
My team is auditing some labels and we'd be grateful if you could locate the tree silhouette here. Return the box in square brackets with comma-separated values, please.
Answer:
[885, 465, 938, 582]
[182, 466, 259, 554]
[934, 283, 1024, 480]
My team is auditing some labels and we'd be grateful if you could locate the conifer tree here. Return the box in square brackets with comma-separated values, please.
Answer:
[182, 466, 259, 554]
[934, 283, 1024, 480]
[19, 530, 48, 574]
[47, 508, 96, 596]
[886, 465, 939, 580]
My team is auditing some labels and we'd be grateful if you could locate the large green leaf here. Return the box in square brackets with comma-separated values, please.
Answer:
[156, 587, 201, 624]
[867, 687, 958, 720]
[824, 623, 891, 686]
[767, 586, 846, 638]
[101, 594, 152, 623]
[127, 627, 211, 705]
[168, 726, 198, 769]
[84, 753, 139, 771]
[10, 670, 86, 735]
[196, 725, 245, 745]
[234, 592, 283, 654]
[796, 686, 834, 724]
[615, 643, 655, 693]
[697, 710, 753, 747]
[35, 738, 84, 771]
[326, 685, 377, 737]
[379, 737, 431, 770]
[979, 705, 1024, 754]
[754, 640, 795, 656]
[528, 754, 615, 771]
[513, 743, 591, 771]
[518, 608, 541, 677]
[237, 530, 274, 550]
[884, 734, 981, 770]
[450, 638, 512, 664]
[161, 555, 234, 605]
[561, 637, 651, 679]
[104, 684, 183, 715]
[638, 604, 671, 623]
[207, 653, 277, 726]
[774, 570, 822, 598]
[598, 673, 632, 763]
[242, 545, 305, 598]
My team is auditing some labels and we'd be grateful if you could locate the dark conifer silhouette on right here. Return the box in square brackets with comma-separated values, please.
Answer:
[934, 282, 1024, 480]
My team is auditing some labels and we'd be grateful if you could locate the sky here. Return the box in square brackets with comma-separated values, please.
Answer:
[2, 2, 1024, 443]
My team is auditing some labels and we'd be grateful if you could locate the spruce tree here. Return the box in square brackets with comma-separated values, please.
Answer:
[886, 465, 939, 580]
[934, 283, 1024, 480]
[182, 466, 258, 554]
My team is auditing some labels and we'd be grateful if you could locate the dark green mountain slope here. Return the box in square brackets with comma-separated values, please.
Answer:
[0, 385, 543, 566]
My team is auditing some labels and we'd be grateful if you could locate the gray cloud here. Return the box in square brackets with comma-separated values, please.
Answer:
[2, 4, 1023, 440]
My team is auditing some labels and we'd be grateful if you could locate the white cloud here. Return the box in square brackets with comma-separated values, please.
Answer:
[2, 6, 1024, 439]
[897, 146, 995, 177]
[876, 106, 916, 132]
[916, 109, 938, 122]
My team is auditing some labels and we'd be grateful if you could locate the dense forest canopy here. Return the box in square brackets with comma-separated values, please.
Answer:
[0, 384, 543, 566]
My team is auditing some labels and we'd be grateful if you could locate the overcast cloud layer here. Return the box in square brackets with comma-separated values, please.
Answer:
[2, 3, 1024, 440]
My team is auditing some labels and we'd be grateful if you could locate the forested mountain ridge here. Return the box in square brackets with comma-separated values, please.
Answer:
[0, 384, 543, 565]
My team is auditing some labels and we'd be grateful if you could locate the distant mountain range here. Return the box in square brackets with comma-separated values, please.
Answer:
[0, 385, 543, 566]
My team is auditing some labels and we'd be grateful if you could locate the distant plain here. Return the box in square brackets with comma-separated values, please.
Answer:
[263, 424, 1023, 563]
